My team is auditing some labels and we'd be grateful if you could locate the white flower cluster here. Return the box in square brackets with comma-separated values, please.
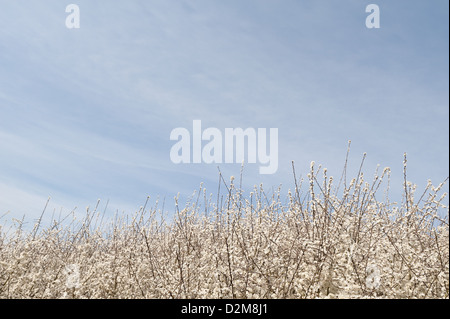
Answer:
[0, 163, 448, 299]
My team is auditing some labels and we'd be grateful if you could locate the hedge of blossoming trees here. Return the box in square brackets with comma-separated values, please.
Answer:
[0, 154, 448, 299]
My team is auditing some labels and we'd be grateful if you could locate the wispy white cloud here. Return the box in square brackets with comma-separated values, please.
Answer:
[0, 1, 448, 226]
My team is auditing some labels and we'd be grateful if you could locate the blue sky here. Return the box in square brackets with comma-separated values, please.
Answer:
[0, 0, 448, 227]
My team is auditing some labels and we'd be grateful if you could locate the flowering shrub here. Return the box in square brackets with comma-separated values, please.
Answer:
[0, 156, 448, 299]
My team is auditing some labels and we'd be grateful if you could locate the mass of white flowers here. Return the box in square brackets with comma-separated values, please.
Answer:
[0, 158, 448, 299]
